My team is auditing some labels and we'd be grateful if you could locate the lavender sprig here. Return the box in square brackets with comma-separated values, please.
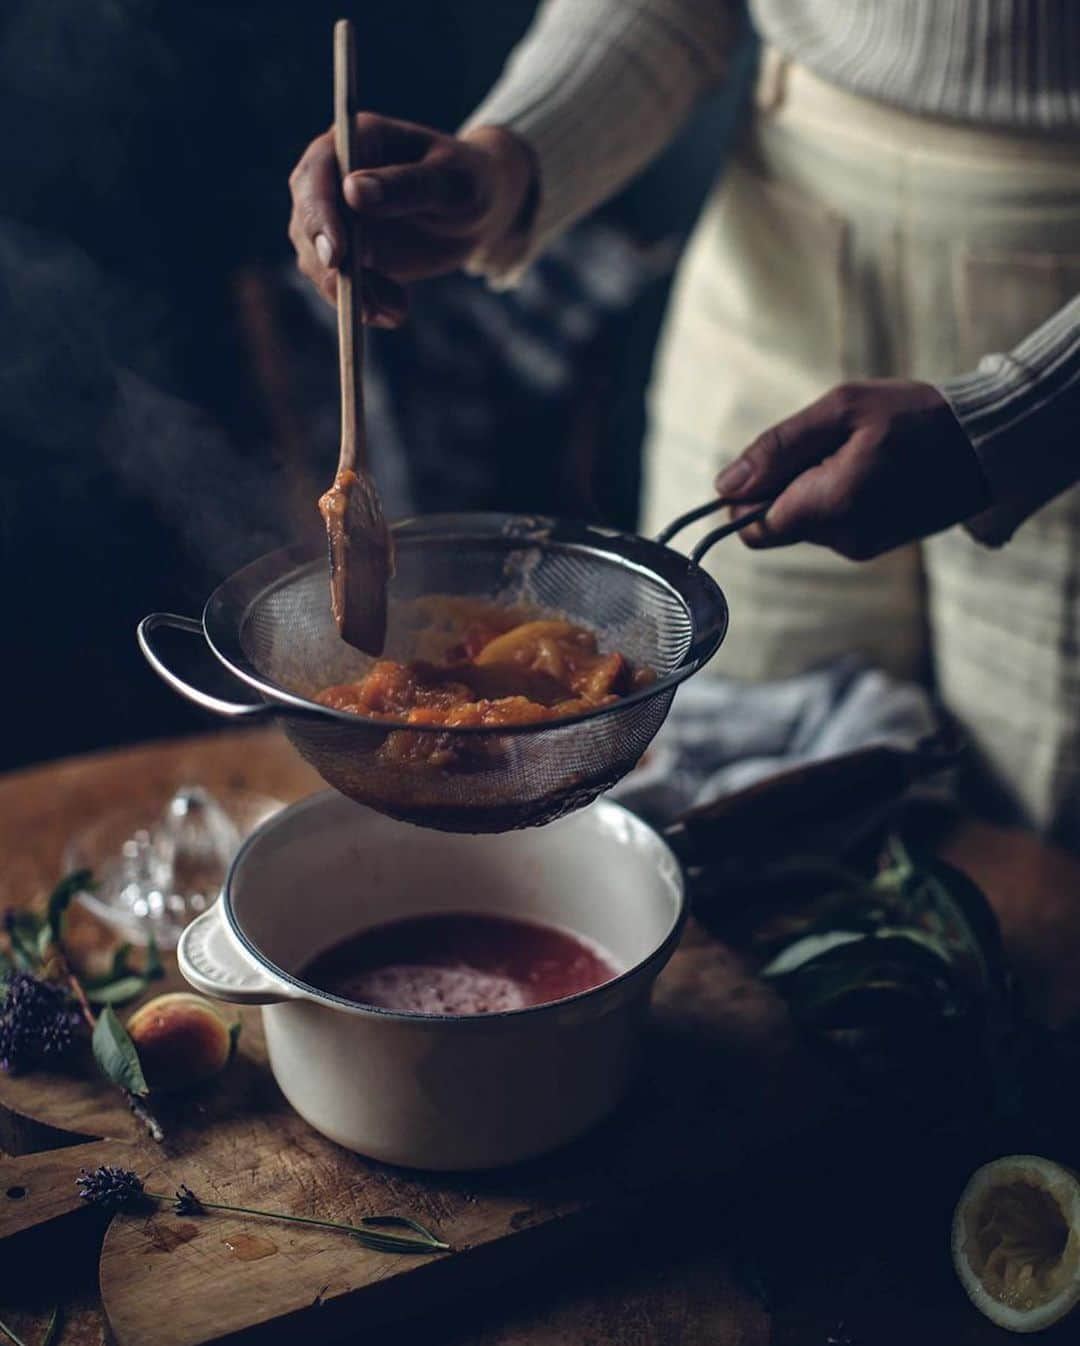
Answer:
[76, 1167, 450, 1255]
[75, 1165, 152, 1212]
[0, 973, 81, 1074]
[174, 1183, 204, 1216]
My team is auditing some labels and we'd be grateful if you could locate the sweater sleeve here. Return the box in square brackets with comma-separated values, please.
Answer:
[461, 0, 742, 284]
[938, 294, 1080, 546]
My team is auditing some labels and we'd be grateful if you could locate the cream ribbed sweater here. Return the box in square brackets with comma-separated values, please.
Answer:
[465, 0, 1080, 542]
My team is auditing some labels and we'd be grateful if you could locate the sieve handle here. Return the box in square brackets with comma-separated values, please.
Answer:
[655, 499, 771, 562]
[137, 613, 278, 722]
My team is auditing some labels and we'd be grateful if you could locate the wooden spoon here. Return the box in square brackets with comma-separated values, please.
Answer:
[317, 17, 391, 654]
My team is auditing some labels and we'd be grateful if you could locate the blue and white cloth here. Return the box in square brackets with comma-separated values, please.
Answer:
[610, 656, 941, 826]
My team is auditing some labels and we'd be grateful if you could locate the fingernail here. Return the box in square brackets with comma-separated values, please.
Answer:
[314, 233, 333, 267]
[347, 174, 383, 207]
[715, 458, 752, 497]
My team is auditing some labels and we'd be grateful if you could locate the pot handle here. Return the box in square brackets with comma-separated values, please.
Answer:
[178, 904, 303, 1005]
[654, 499, 772, 564]
[137, 613, 278, 721]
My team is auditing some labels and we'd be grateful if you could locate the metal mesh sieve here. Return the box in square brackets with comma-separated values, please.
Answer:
[141, 508, 751, 832]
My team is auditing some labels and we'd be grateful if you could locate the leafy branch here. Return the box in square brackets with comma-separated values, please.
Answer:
[1, 873, 166, 1142]
[694, 830, 1040, 1119]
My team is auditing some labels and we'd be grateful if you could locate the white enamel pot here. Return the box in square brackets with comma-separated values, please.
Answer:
[178, 791, 686, 1171]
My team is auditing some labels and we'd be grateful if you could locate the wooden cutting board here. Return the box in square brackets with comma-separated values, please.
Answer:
[0, 921, 845, 1346]
[6, 730, 1080, 1346]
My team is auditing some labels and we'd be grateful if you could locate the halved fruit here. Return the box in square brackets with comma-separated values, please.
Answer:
[952, 1156, 1080, 1333]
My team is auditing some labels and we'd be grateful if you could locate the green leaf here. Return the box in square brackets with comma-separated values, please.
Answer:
[86, 976, 148, 1007]
[922, 856, 1005, 992]
[6, 911, 43, 971]
[885, 925, 957, 963]
[886, 833, 918, 881]
[361, 1214, 446, 1246]
[758, 922, 957, 984]
[805, 979, 953, 1032]
[92, 1005, 148, 1096]
[769, 955, 962, 1029]
[46, 870, 93, 948]
[763, 926, 965, 1031]
[111, 943, 135, 979]
[82, 944, 135, 991]
[145, 934, 164, 981]
[760, 931, 866, 978]
[763, 927, 955, 986]
[82, 934, 162, 1000]
[886, 850, 1003, 999]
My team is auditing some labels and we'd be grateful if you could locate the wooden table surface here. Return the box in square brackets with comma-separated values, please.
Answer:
[2, 728, 1079, 1346]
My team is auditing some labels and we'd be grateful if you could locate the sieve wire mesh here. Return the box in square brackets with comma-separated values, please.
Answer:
[208, 516, 724, 832]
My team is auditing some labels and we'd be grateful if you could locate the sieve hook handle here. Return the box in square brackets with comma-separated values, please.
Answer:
[137, 613, 277, 721]
[655, 498, 771, 562]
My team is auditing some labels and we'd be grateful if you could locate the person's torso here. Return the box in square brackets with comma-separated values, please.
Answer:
[749, 0, 1080, 131]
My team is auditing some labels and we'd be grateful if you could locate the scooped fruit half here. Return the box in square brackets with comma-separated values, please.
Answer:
[952, 1155, 1080, 1333]
[127, 993, 234, 1092]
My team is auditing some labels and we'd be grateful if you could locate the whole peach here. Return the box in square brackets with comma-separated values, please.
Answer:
[127, 993, 233, 1091]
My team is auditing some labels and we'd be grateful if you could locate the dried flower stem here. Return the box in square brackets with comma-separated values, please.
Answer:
[0, 1305, 58, 1346]
[143, 1191, 449, 1254]
[124, 1093, 166, 1145]
[0, 1318, 28, 1346]
[41, 1306, 60, 1346]
[64, 969, 96, 1027]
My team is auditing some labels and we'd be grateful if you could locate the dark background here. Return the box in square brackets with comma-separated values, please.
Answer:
[0, 0, 755, 770]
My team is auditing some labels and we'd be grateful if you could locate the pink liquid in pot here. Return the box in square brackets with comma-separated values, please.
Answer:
[300, 912, 621, 1015]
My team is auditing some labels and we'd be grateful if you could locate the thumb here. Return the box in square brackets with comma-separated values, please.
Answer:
[345, 149, 479, 219]
[715, 387, 854, 501]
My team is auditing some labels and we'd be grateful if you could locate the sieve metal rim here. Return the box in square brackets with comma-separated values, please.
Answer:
[198, 512, 729, 738]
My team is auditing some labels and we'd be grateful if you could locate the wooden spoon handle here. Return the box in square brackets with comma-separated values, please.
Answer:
[333, 18, 365, 476]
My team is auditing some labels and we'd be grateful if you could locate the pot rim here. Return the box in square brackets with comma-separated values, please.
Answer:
[222, 792, 688, 1025]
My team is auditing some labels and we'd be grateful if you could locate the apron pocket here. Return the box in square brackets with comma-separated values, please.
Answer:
[953, 246, 1080, 370]
[648, 154, 852, 459]
[703, 156, 851, 382]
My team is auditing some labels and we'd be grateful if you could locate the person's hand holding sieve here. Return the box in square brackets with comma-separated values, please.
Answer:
[288, 114, 537, 325]
[714, 380, 993, 559]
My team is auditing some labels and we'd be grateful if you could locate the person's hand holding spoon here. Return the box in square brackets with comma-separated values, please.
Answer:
[288, 106, 536, 323]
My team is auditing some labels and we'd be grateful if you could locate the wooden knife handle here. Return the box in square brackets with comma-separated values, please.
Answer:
[0, 1140, 140, 1242]
[669, 732, 963, 868]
